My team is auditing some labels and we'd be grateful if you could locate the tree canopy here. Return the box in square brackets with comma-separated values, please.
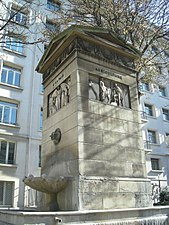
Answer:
[61, 0, 169, 84]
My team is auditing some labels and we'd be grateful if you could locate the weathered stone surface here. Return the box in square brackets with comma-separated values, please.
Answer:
[79, 159, 134, 177]
[103, 192, 136, 209]
[28, 26, 153, 211]
[0, 208, 169, 225]
[78, 142, 127, 161]
[79, 127, 103, 144]
[103, 130, 142, 149]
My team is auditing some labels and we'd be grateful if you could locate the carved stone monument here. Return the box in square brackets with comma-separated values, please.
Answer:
[1, 26, 169, 225]
[25, 25, 153, 211]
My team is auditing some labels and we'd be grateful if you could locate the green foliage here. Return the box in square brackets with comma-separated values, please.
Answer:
[154, 190, 169, 206]
[159, 190, 169, 205]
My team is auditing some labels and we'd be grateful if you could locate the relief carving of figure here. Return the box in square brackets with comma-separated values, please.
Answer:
[89, 76, 128, 108]
[48, 78, 71, 116]
[99, 80, 111, 104]
[52, 86, 61, 111]
[48, 93, 54, 116]
[60, 82, 70, 107]
[114, 83, 124, 106]
[89, 80, 98, 100]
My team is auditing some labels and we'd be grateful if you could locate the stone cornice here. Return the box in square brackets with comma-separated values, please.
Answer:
[43, 37, 135, 82]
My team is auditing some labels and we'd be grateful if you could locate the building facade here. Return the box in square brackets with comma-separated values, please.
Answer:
[140, 79, 169, 203]
[0, 0, 62, 209]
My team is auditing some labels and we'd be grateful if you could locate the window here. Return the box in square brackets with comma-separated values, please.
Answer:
[39, 107, 43, 130]
[41, 84, 44, 93]
[10, 9, 27, 25]
[148, 130, 157, 144]
[159, 86, 166, 97]
[144, 104, 153, 116]
[0, 140, 15, 164]
[5, 36, 24, 54]
[1, 65, 21, 87]
[47, 0, 60, 11]
[151, 158, 160, 170]
[0, 101, 17, 125]
[40, 75, 44, 93]
[140, 82, 150, 92]
[39, 145, 41, 167]
[0, 181, 13, 207]
[162, 108, 169, 121]
[165, 133, 169, 146]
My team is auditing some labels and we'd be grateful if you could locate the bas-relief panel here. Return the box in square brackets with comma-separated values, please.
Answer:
[89, 75, 130, 108]
[48, 77, 71, 116]
[47, 75, 130, 117]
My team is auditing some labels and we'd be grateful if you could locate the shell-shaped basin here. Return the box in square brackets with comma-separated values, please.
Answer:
[23, 176, 71, 194]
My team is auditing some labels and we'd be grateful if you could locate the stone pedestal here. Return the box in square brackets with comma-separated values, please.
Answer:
[0, 206, 169, 225]
[27, 25, 154, 211]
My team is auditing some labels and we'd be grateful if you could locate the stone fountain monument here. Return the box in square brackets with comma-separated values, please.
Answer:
[0, 25, 169, 225]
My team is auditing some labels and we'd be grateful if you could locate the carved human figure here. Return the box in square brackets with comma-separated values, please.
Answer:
[99, 80, 111, 103]
[48, 93, 54, 116]
[67, 77, 71, 103]
[114, 83, 123, 106]
[60, 82, 70, 107]
[111, 93, 118, 106]
[89, 80, 98, 100]
[52, 86, 61, 111]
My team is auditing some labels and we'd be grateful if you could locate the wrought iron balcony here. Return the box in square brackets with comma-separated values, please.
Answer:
[144, 140, 152, 152]
[140, 111, 148, 121]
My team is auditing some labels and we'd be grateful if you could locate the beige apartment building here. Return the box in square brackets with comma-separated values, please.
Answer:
[140, 78, 169, 203]
[0, 0, 61, 209]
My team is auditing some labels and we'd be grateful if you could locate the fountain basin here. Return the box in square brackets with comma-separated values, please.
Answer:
[23, 176, 71, 194]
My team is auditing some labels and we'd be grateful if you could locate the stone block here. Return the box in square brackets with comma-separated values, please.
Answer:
[58, 179, 79, 210]
[78, 127, 103, 145]
[125, 149, 143, 163]
[132, 164, 145, 177]
[103, 131, 142, 149]
[78, 111, 95, 128]
[70, 70, 78, 86]
[79, 159, 133, 177]
[88, 100, 100, 114]
[80, 192, 103, 210]
[43, 158, 78, 177]
[58, 127, 78, 149]
[77, 70, 89, 84]
[119, 180, 149, 193]
[123, 120, 140, 134]
[79, 177, 119, 193]
[43, 98, 78, 131]
[70, 82, 77, 100]
[103, 192, 136, 209]
[135, 193, 153, 207]
[77, 96, 89, 112]
[78, 142, 126, 162]
[77, 82, 89, 98]
[78, 142, 102, 160]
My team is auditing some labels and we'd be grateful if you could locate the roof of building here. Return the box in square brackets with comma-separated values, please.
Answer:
[36, 25, 140, 73]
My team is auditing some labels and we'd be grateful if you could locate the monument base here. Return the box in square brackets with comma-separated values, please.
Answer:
[0, 206, 169, 225]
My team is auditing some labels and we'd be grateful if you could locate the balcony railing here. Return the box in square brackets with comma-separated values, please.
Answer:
[144, 140, 151, 150]
[140, 111, 148, 121]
